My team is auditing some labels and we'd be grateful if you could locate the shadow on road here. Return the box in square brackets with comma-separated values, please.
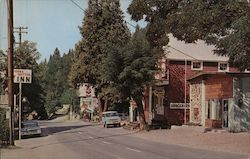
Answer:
[41, 124, 96, 136]
[31, 127, 139, 149]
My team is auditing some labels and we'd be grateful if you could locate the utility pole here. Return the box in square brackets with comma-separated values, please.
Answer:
[7, 0, 14, 146]
[14, 27, 28, 46]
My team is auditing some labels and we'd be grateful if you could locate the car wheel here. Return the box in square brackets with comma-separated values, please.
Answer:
[118, 123, 121, 127]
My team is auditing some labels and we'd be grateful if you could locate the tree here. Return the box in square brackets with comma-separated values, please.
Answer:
[101, 27, 159, 129]
[44, 48, 63, 115]
[122, 27, 158, 129]
[70, 0, 130, 112]
[0, 50, 7, 94]
[128, 0, 250, 70]
[13, 41, 47, 119]
[43, 49, 76, 116]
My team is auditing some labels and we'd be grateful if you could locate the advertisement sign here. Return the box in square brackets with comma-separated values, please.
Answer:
[14, 69, 32, 83]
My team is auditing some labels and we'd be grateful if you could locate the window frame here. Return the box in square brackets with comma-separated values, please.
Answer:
[191, 61, 203, 71]
[245, 68, 250, 73]
[218, 62, 229, 72]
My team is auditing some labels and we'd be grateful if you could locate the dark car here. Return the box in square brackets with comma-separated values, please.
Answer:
[21, 120, 42, 138]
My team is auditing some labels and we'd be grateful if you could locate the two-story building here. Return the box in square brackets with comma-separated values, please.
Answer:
[142, 36, 250, 131]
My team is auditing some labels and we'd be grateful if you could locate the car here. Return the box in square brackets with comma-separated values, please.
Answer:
[21, 120, 42, 138]
[102, 111, 121, 128]
[118, 113, 128, 121]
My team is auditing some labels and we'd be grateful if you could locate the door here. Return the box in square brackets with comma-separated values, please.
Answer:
[223, 99, 229, 127]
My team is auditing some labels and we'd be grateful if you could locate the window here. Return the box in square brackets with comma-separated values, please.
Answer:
[218, 62, 229, 72]
[191, 61, 203, 70]
[155, 96, 164, 115]
[245, 67, 250, 73]
[153, 89, 165, 115]
[206, 99, 222, 120]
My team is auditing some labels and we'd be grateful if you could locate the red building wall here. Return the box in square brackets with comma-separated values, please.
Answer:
[146, 59, 240, 125]
[203, 62, 219, 72]
[205, 74, 233, 100]
[165, 61, 196, 124]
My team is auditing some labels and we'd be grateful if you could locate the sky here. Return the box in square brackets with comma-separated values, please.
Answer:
[0, 0, 146, 60]
[0, 0, 226, 62]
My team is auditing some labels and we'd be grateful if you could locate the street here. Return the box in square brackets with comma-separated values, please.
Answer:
[1, 121, 249, 159]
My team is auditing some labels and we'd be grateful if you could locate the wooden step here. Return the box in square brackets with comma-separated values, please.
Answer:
[123, 122, 140, 130]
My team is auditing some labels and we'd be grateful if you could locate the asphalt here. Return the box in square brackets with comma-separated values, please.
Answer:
[0, 120, 249, 159]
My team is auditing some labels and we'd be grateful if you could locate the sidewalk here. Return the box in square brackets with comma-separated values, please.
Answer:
[131, 125, 250, 156]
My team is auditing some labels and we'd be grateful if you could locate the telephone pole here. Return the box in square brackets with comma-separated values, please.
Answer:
[14, 27, 28, 46]
[7, 0, 15, 146]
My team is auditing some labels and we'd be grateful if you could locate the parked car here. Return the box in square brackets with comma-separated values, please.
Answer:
[102, 111, 121, 128]
[21, 120, 42, 138]
[118, 113, 128, 121]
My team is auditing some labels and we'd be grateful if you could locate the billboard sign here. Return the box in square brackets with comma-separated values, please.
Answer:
[14, 69, 32, 83]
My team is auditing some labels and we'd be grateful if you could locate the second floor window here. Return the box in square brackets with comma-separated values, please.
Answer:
[191, 61, 203, 70]
[245, 67, 250, 72]
[218, 62, 229, 72]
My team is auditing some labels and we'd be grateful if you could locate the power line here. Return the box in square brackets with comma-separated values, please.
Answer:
[69, 0, 137, 29]
[167, 45, 198, 60]
[70, 0, 84, 12]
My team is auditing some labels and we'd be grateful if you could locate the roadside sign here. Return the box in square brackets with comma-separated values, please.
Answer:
[14, 69, 32, 83]
[170, 103, 190, 109]
[5, 107, 10, 119]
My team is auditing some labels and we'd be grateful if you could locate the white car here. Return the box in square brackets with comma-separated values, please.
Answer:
[102, 111, 121, 128]
[21, 120, 42, 137]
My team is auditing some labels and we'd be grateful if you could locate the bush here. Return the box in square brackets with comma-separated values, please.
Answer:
[0, 108, 9, 145]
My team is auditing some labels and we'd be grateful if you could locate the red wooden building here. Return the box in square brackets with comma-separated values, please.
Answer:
[141, 37, 250, 128]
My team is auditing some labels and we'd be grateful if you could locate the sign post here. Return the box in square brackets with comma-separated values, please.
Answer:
[14, 69, 32, 140]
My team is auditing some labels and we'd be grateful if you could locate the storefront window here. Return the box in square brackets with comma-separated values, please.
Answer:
[206, 99, 222, 120]
[153, 89, 165, 115]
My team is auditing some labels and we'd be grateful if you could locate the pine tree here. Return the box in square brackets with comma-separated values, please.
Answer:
[120, 27, 157, 129]
[70, 0, 131, 112]
[70, 0, 130, 86]
[44, 48, 63, 115]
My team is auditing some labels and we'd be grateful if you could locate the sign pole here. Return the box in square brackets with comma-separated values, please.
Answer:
[13, 69, 32, 140]
[184, 59, 187, 124]
[18, 82, 22, 140]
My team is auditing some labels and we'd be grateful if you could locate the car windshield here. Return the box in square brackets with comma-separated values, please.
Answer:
[104, 112, 118, 117]
[22, 122, 38, 128]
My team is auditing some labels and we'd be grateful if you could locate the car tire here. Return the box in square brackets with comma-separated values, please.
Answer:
[104, 123, 108, 128]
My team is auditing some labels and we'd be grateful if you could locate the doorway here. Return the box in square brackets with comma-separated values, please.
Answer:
[223, 99, 229, 127]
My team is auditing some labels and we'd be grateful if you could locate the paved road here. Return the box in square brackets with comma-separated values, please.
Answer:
[1, 121, 249, 159]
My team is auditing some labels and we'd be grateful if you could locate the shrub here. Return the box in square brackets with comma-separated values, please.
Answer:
[0, 108, 9, 145]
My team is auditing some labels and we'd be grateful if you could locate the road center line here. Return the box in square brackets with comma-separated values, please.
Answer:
[126, 147, 141, 153]
[102, 141, 112, 145]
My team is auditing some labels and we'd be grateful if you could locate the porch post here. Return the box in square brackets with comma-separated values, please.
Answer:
[148, 86, 152, 124]
[201, 80, 206, 126]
